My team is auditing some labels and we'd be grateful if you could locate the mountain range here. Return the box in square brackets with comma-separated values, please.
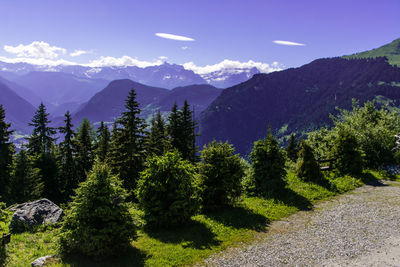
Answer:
[0, 60, 261, 89]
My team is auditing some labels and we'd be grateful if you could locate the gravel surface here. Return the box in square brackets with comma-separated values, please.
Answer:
[201, 181, 400, 266]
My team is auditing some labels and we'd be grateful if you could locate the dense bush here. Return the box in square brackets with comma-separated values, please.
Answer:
[286, 133, 299, 162]
[246, 131, 286, 195]
[308, 100, 400, 168]
[136, 151, 199, 228]
[198, 141, 244, 210]
[59, 161, 136, 258]
[332, 128, 363, 176]
[296, 141, 322, 182]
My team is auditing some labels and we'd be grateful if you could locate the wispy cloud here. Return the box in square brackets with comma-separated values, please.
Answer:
[181, 46, 190, 50]
[273, 40, 305, 46]
[155, 33, 195, 41]
[70, 49, 92, 57]
[4, 41, 66, 59]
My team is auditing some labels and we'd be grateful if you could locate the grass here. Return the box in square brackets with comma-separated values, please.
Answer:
[2, 169, 392, 267]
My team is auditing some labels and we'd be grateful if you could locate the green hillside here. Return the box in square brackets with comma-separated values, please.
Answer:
[344, 38, 400, 66]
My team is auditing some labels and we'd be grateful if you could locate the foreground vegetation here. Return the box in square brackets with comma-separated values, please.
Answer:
[3, 169, 394, 267]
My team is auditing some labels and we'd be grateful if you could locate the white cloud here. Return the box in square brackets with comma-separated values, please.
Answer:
[4, 41, 67, 59]
[70, 49, 91, 57]
[181, 46, 190, 50]
[183, 59, 282, 75]
[159, 56, 168, 60]
[155, 33, 195, 41]
[0, 56, 76, 66]
[85, 55, 163, 68]
[273, 40, 305, 46]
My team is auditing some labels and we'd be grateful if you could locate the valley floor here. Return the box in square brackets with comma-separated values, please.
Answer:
[201, 180, 400, 266]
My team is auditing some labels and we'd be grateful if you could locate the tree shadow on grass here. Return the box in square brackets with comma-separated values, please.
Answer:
[144, 219, 221, 249]
[205, 205, 269, 232]
[360, 172, 387, 186]
[271, 187, 313, 211]
[62, 246, 147, 267]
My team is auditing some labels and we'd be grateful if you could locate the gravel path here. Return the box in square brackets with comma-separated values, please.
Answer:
[202, 181, 400, 266]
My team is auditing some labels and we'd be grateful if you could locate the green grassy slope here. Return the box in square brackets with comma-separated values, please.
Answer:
[344, 38, 400, 66]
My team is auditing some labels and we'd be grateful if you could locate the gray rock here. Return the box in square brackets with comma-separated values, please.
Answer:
[9, 199, 63, 233]
[31, 255, 58, 267]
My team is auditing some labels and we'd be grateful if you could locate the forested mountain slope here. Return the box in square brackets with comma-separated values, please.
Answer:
[198, 57, 400, 155]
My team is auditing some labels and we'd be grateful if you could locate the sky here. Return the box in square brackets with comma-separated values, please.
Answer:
[0, 0, 399, 73]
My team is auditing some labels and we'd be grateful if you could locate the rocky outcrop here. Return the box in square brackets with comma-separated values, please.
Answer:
[31, 255, 58, 267]
[9, 199, 63, 233]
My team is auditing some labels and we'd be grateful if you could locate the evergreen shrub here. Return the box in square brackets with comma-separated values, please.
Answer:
[136, 151, 199, 228]
[198, 141, 244, 210]
[59, 161, 136, 258]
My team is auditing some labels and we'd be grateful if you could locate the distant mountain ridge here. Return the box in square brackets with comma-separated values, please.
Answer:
[199, 57, 400, 155]
[0, 60, 260, 89]
[73, 80, 222, 125]
[0, 78, 36, 132]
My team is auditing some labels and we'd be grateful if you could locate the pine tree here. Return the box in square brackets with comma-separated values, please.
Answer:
[27, 103, 56, 154]
[168, 103, 181, 152]
[198, 141, 244, 210]
[296, 141, 322, 182]
[59, 161, 136, 258]
[96, 121, 111, 162]
[332, 128, 363, 176]
[247, 128, 286, 195]
[180, 100, 197, 162]
[0, 105, 14, 201]
[27, 103, 59, 202]
[286, 133, 299, 162]
[58, 111, 78, 200]
[74, 118, 95, 183]
[109, 88, 146, 191]
[9, 150, 43, 204]
[167, 101, 198, 162]
[147, 111, 170, 156]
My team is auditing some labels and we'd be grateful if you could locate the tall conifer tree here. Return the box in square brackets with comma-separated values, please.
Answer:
[147, 111, 170, 156]
[27, 103, 59, 202]
[74, 118, 95, 183]
[109, 88, 146, 191]
[58, 111, 78, 200]
[167, 100, 198, 162]
[96, 121, 111, 162]
[0, 104, 14, 201]
[27, 103, 56, 154]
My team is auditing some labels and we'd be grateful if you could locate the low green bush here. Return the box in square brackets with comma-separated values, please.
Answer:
[59, 161, 136, 258]
[198, 141, 244, 210]
[246, 131, 286, 195]
[296, 141, 322, 182]
[136, 151, 200, 228]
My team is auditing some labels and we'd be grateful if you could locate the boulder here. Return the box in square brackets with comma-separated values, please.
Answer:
[8, 199, 63, 233]
[31, 255, 58, 267]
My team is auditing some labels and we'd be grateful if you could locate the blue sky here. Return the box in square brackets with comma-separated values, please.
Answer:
[0, 0, 399, 72]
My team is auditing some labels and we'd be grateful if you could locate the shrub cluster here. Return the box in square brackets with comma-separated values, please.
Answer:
[136, 150, 200, 228]
[245, 131, 286, 195]
[296, 141, 321, 182]
[198, 141, 244, 211]
[59, 162, 136, 258]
